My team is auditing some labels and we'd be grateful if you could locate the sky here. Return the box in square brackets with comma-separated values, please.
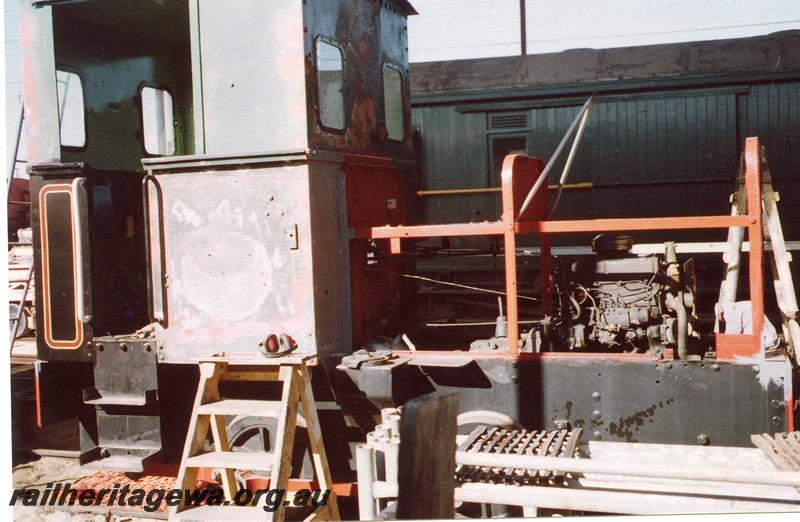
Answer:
[408, 0, 800, 62]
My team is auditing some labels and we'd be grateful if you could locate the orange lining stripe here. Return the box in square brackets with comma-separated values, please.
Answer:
[39, 184, 83, 349]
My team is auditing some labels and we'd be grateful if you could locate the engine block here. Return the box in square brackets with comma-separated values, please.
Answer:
[559, 235, 695, 355]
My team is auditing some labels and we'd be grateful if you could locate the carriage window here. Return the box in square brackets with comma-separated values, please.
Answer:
[56, 70, 85, 148]
[316, 39, 345, 130]
[383, 64, 404, 141]
[490, 135, 528, 186]
[141, 86, 176, 155]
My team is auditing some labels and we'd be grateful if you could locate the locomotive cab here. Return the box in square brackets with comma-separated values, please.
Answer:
[26, 0, 417, 471]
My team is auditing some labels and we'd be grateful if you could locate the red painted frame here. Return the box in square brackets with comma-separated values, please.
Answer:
[353, 137, 765, 361]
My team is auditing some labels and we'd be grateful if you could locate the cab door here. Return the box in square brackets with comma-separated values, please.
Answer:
[31, 163, 93, 361]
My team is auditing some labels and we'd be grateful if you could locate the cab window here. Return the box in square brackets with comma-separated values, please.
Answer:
[56, 69, 86, 148]
[382, 64, 404, 140]
[316, 38, 345, 130]
[141, 86, 176, 155]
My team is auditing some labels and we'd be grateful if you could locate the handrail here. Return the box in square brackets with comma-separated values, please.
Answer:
[71, 177, 91, 323]
[142, 174, 169, 325]
[517, 96, 594, 219]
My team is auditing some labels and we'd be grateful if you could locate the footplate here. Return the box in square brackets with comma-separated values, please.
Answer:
[456, 426, 583, 485]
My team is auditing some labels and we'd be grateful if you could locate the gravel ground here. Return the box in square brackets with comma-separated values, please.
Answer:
[12, 457, 162, 521]
[13, 456, 91, 490]
[13, 505, 158, 521]
[10, 360, 157, 520]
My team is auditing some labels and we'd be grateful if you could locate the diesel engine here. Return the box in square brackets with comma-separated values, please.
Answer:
[557, 234, 696, 357]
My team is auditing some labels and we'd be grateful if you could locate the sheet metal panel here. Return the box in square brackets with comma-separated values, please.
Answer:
[303, 0, 413, 159]
[146, 161, 350, 363]
[194, 0, 307, 155]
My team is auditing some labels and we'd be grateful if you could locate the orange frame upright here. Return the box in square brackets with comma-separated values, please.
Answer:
[353, 137, 765, 360]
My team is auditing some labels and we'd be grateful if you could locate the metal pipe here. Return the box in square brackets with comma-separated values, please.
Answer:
[419, 175, 796, 197]
[416, 182, 593, 197]
[718, 203, 745, 323]
[517, 240, 800, 256]
[519, 0, 527, 55]
[576, 475, 800, 502]
[674, 291, 689, 359]
[454, 451, 800, 487]
[518, 96, 594, 219]
[455, 482, 800, 515]
[388, 414, 401, 437]
[380, 408, 399, 426]
[356, 444, 377, 520]
[371, 480, 398, 499]
[549, 100, 594, 217]
[384, 442, 399, 488]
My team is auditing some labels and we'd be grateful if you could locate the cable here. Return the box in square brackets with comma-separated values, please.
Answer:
[372, 268, 540, 302]
[426, 319, 542, 327]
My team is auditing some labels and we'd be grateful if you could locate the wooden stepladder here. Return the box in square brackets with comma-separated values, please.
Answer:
[171, 354, 340, 521]
[717, 149, 800, 363]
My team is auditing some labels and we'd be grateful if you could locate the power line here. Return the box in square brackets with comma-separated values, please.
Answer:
[411, 19, 800, 52]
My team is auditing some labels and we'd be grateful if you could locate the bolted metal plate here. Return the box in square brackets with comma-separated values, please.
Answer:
[337, 356, 793, 447]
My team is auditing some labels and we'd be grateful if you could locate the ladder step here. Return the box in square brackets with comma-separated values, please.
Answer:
[185, 451, 274, 471]
[172, 505, 265, 521]
[197, 399, 283, 416]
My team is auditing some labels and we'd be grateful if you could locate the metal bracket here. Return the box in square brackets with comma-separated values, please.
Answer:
[286, 223, 299, 250]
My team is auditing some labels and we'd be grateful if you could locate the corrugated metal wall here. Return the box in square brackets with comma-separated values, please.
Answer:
[412, 80, 800, 245]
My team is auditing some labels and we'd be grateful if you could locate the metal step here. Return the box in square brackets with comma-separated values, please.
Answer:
[197, 399, 282, 416]
[172, 505, 266, 521]
[80, 445, 161, 473]
[80, 337, 162, 474]
[185, 450, 274, 471]
[83, 388, 158, 406]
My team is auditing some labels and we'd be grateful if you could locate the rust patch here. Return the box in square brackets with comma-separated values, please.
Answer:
[607, 398, 676, 442]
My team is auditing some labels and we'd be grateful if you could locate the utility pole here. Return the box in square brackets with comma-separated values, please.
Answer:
[520, 0, 527, 55]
